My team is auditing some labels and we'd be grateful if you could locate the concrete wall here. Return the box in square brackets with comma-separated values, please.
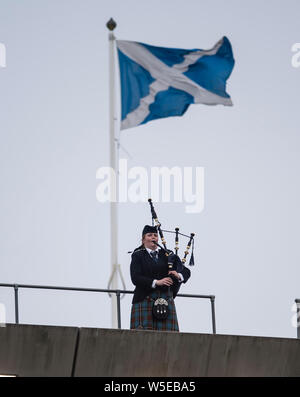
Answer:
[1, 324, 300, 376]
[74, 328, 300, 377]
[0, 324, 78, 377]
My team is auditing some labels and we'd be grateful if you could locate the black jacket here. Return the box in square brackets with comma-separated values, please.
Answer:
[130, 248, 191, 304]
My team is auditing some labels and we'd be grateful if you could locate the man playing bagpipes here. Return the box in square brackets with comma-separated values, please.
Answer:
[129, 200, 194, 332]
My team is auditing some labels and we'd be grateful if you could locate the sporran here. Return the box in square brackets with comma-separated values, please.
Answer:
[152, 297, 169, 320]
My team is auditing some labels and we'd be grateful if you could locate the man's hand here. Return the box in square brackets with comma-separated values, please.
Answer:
[168, 270, 181, 280]
[155, 277, 173, 287]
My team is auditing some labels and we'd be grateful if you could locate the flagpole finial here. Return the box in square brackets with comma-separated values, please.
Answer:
[106, 18, 117, 31]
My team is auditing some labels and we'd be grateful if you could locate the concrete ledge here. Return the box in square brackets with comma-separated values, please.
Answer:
[74, 328, 300, 377]
[0, 324, 78, 377]
[1, 324, 300, 376]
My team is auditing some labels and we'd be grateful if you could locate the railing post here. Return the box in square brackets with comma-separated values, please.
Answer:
[14, 284, 19, 324]
[210, 296, 216, 334]
[116, 290, 121, 329]
[296, 299, 300, 339]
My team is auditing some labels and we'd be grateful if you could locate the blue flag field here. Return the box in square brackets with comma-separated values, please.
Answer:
[117, 37, 235, 130]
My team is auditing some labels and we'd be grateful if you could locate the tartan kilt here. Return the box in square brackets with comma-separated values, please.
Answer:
[130, 290, 179, 332]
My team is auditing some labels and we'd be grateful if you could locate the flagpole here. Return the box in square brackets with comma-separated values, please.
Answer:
[107, 18, 118, 328]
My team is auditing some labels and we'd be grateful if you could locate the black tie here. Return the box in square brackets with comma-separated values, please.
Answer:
[150, 251, 158, 263]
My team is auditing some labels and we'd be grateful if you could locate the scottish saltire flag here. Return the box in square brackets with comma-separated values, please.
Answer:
[117, 37, 235, 130]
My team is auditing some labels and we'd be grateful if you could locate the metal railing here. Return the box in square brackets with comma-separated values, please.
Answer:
[0, 283, 216, 334]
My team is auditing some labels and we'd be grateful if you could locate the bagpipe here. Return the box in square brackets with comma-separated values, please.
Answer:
[148, 199, 195, 320]
[148, 198, 195, 270]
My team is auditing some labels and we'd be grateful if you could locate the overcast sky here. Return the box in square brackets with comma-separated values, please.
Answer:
[1, 0, 300, 338]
